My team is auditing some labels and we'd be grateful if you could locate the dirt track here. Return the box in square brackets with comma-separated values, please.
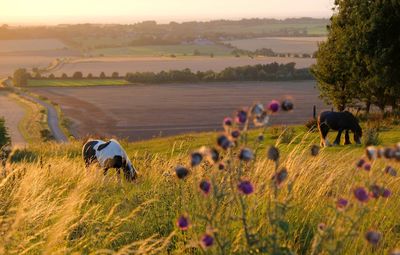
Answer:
[30, 81, 329, 141]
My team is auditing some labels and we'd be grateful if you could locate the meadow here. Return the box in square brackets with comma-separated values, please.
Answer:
[27, 79, 130, 87]
[225, 37, 326, 54]
[1, 109, 400, 254]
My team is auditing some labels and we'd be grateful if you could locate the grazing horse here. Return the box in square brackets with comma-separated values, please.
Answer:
[318, 111, 362, 147]
[82, 139, 137, 181]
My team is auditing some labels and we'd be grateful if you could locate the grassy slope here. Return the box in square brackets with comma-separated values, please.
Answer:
[1, 126, 399, 254]
[27, 79, 130, 87]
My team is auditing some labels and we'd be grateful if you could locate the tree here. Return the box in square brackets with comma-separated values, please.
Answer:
[99, 72, 106, 78]
[72, 71, 83, 79]
[87, 73, 93, 78]
[48, 73, 55, 79]
[111, 72, 119, 78]
[61, 73, 68, 79]
[13, 68, 28, 87]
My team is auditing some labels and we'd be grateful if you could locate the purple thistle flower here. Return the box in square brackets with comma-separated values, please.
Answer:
[238, 180, 254, 195]
[199, 180, 211, 195]
[236, 109, 248, 124]
[382, 188, 391, 198]
[257, 134, 264, 142]
[223, 117, 233, 127]
[281, 99, 294, 111]
[191, 152, 203, 167]
[363, 163, 372, 171]
[176, 215, 189, 231]
[365, 230, 381, 245]
[311, 145, 320, 156]
[356, 159, 366, 168]
[218, 162, 225, 170]
[384, 147, 395, 159]
[273, 168, 288, 186]
[268, 100, 280, 113]
[369, 185, 381, 199]
[231, 130, 241, 139]
[354, 187, 369, 203]
[336, 198, 349, 211]
[175, 166, 189, 179]
[394, 149, 400, 161]
[201, 234, 214, 248]
[210, 148, 219, 163]
[217, 135, 232, 150]
[253, 111, 270, 127]
[385, 166, 397, 177]
[267, 146, 280, 162]
[239, 148, 254, 162]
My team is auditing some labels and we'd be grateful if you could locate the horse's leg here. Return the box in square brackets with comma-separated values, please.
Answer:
[333, 129, 343, 146]
[319, 124, 330, 147]
[344, 130, 351, 145]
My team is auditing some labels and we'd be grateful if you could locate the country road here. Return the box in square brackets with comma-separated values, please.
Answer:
[19, 93, 69, 142]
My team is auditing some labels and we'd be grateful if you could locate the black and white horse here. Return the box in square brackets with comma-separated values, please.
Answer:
[318, 111, 362, 147]
[82, 139, 137, 181]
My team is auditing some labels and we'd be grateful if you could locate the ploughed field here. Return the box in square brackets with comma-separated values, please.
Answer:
[29, 81, 327, 141]
[51, 56, 316, 76]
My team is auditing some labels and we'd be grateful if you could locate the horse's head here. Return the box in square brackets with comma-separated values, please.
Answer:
[123, 161, 138, 182]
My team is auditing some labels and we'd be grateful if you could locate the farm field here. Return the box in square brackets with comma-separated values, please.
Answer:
[226, 36, 326, 54]
[27, 79, 130, 87]
[0, 39, 66, 53]
[0, 56, 57, 78]
[52, 56, 316, 76]
[91, 44, 233, 57]
[29, 81, 328, 141]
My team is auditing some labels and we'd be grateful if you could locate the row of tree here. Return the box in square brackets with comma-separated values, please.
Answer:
[125, 63, 313, 83]
[312, 0, 400, 112]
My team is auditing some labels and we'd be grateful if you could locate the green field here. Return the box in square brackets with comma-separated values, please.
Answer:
[1, 121, 400, 254]
[91, 44, 233, 57]
[27, 79, 130, 87]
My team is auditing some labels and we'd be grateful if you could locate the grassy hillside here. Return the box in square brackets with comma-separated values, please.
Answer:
[1, 120, 400, 254]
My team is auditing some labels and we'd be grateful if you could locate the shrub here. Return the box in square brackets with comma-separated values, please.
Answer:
[99, 72, 106, 78]
[87, 73, 93, 78]
[305, 118, 318, 132]
[363, 127, 381, 146]
[72, 72, 83, 79]
[61, 73, 68, 79]
[270, 126, 296, 143]
[111, 72, 119, 78]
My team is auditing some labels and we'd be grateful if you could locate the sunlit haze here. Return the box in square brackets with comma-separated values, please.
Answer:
[0, 0, 333, 25]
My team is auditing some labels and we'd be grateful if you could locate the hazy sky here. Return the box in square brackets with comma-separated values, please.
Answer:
[0, 0, 334, 25]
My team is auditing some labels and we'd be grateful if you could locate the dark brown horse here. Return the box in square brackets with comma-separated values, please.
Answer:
[318, 111, 362, 147]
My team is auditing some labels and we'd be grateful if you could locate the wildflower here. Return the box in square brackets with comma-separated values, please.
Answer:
[356, 159, 366, 168]
[218, 162, 225, 170]
[273, 168, 288, 186]
[366, 146, 377, 160]
[385, 166, 397, 177]
[281, 99, 294, 111]
[382, 188, 391, 198]
[268, 100, 280, 113]
[223, 117, 233, 127]
[253, 111, 270, 127]
[236, 109, 248, 124]
[311, 145, 320, 156]
[199, 180, 211, 195]
[394, 149, 400, 161]
[191, 152, 203, 167]
[251, 103, 264, 116]
[369, 185, 381, 199]
[365, 230, 381, 245]
[209, 148, 220, 163]
[317, 223, 326, 232]
[217, 135, 231, 150]
[267, 146, 280, 162]
[384, 147, 395, 159]
[239, 148, 254, 162]
[336, 198, 349, 211]
[363, 163, 372, 171]
[201, 234, 214, 248]
[177, 215, 189, 231]
[238, 180, 254, 195]
[257, 134, 264, 142]
[377, 148, 385, 158]
[199, 146, 219, 163]
[175, 166, 189, 179]
[354, 187, 369, 203]
[231, 130, 241, 139]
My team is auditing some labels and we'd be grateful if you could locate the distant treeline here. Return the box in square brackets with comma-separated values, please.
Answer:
[13, 63, 313, 86]
[229, 47, 316, 58]
[125, 63, 313, 83]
